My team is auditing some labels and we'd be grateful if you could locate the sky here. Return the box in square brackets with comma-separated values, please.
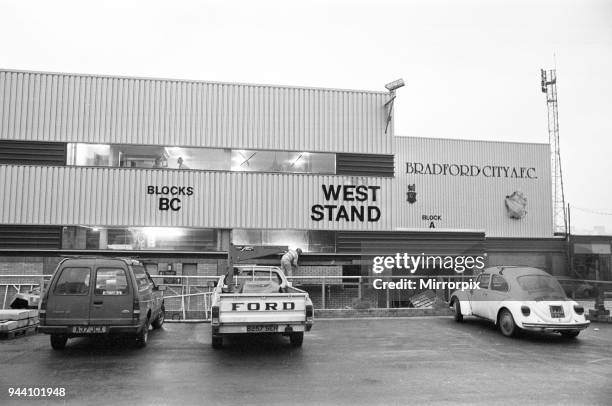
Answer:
[1, 0, 611, 233]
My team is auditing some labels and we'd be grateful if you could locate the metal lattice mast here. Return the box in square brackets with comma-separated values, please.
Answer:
[541, 69, 567, 235]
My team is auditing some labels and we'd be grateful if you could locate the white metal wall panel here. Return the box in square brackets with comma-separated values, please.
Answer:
[0, 70, 391, 154]
[392, 137, 553, 238]
[0, 166, 393, 231]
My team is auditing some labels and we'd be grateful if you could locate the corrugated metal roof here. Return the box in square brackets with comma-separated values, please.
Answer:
[0, 69, 392, 153]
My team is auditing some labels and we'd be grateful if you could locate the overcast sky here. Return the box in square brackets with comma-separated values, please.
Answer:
[1, 0, 611, 233]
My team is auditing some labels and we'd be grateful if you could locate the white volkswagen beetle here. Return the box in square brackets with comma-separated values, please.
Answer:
[449, 266, 590, 338]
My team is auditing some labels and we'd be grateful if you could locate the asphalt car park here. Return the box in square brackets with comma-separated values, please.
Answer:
[0, 318, 610, 406]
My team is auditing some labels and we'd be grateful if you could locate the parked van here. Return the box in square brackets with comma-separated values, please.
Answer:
[38, 257, 166, 349]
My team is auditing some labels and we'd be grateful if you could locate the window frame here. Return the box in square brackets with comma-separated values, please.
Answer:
[131, 264, 151, 291]
[477, 273, 491, 290]
[66, 142, 339, 176]
[53, 267, 92, 296]
[490, 274, 509, 292]
[94, 267, 130, 296]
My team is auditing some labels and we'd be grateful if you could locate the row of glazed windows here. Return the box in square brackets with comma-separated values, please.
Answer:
[0, 140, 394, 177]
[61, 226, 336, 253]
[66, 143, 336, 174]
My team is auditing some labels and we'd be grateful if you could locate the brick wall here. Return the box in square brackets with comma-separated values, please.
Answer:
[0, 256, 45, 283]
[293, 265, 342, 285]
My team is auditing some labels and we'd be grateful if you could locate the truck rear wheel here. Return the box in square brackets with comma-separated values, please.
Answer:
[152, 306, 165, 329]
[212, 334, 223, 349]
[50, 335, 67, 350]
[136, 319, 150, 348]
[289, 332, 304, 347]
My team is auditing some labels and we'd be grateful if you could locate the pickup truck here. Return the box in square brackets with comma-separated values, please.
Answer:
[210, 266, 314, 348]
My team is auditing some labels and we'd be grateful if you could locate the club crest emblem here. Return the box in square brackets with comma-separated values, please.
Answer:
[505, 191, 527, 219]
[406, 184, 417, 204]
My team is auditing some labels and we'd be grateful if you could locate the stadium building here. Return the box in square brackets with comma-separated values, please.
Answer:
[0, 69, 576, 307]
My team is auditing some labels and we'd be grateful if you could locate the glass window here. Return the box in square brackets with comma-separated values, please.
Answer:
[309, 231, 336, 253]
[233, 269, 282, 285]
[54, 267, 91, 295]
[233, 229, 337, 253]
[95, 268, 129, 295]
[62, 226, 218, 252]
[490, 274, 509, 292]
[477, 273, 491, 289]
[263, 230, 308, 251]
[67, 143, 231, 171]
[233, 229, 263, 246]
[67, 143, 335, 175]
[231, 150, 335, 174]
[131, 265, 150, 290]
[517, 275, 566, 300]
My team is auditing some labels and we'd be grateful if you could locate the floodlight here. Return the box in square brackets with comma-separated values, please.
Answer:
[385, 78, 405, 92]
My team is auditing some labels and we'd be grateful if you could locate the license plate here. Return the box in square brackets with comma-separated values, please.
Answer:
[72, 326, 107, 334]
[549, 306, 565, 318]
[246, 325, 278, 333]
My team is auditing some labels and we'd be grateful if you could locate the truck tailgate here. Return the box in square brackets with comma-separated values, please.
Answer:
[218, 293, 308, 324]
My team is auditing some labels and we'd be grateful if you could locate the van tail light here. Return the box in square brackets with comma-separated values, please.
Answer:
[306, 304, 314, 322]
[573, 305, 584, 315]
[133, 296, 141, 320]
[39, 288, 49, 323]
[211, 306, 220, 326]
[521, 306, 530, 316]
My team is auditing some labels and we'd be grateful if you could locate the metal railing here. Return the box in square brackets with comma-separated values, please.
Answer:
[290, 275, 473, 310]
[0, 274, 50, 310]
[2, 274, 611, 321]
[149, 275, 218, 321]
[555, 278, 612, 315]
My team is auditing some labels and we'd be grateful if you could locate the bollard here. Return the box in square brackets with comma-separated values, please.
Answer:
[321, 278, 326, 309]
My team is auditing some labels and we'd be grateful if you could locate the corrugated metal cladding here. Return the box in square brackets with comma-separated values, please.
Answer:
[0, 70, 392, 154]
[336, 153, 394, 177]
[485, 238, 566, 253]
[0, 225, 61, 249]
[0, 166, 394, 231]
[336, 231, 485, 255]
[0, 140, 66, 165]
[393, 137, 553, 238]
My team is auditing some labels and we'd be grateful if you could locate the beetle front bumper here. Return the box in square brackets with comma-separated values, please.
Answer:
[521, 322, 590, 331]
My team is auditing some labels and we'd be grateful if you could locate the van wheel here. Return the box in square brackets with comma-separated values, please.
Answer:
[136, 320, 150, 348]
[453, 299, 463, 322]
[289, 332, 304, 347]
[50, 335, 67, 350]
[212, 334, 223, 349]
[152, 306, 165, 329]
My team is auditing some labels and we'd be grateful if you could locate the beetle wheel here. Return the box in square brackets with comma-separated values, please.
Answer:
[453, 300, 463, 322]
[498, 309, 517, 337]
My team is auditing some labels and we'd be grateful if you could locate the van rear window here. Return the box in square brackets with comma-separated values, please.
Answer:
[95, 268, 129, 295]
[54, 268, 91, 295]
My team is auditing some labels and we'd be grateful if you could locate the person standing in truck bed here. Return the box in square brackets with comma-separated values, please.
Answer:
[280, 248, 302, 278]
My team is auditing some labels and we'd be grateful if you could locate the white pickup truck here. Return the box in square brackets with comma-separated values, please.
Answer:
[210, 266, 314, 348]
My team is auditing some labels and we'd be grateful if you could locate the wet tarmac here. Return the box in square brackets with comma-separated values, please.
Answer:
[1, 317, 610, 405]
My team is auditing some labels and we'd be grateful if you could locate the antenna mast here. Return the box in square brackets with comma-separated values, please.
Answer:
[541, 69, 567, 235]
